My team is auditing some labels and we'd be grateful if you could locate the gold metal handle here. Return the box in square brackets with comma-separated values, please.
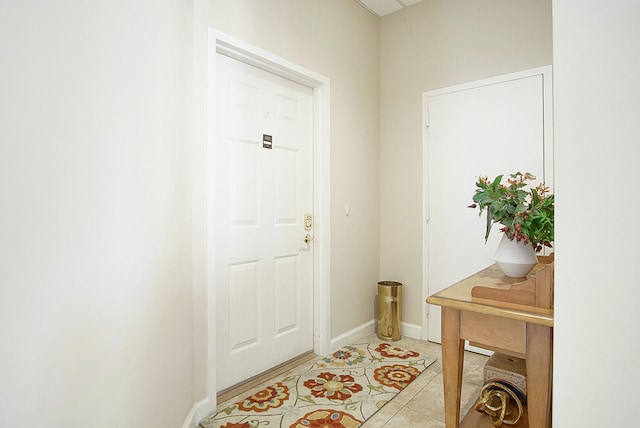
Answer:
[304, 234, 314, 244]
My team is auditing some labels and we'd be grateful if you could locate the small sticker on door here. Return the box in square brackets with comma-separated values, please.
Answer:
[263, 134, 272, 149]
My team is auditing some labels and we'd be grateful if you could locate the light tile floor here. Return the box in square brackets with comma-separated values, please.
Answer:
[212, 333, 489, 428]
[358, 334, 488, 428]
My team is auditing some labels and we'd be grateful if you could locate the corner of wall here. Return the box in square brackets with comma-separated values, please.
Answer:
[181, 398, 214, 428]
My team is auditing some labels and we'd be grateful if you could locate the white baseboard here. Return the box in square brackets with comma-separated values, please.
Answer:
[181, 403, 198, 428]
[181, 397, 213, 428]
[330, 320, 423, 351]
[330, 320, 376, 351]
[401, 321, 422, 340]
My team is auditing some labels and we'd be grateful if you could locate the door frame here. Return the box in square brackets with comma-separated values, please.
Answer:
[206, 28, 331, 406]
[420, 66, 553, 342]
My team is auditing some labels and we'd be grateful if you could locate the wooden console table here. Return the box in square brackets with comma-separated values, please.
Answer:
[427, 258, 554, 428]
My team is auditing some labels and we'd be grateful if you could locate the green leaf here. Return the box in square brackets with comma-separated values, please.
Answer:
[298, 395, 316, 404]
[484, 210, 493, 243]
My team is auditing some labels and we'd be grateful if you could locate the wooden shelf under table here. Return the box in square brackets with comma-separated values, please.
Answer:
[461, 406, 529, 428]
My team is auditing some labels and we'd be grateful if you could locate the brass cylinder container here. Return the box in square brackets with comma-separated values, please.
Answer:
[376, 281, 402, 341]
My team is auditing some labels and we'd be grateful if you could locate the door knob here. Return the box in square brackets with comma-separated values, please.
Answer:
[304, 234, 314, 244]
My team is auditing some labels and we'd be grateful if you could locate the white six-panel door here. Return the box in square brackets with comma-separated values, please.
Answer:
[215, 53, 314, 391]
[423, 67, 553, 346]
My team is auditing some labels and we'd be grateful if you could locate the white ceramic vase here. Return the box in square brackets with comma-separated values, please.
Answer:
[494, 234, 538, 278]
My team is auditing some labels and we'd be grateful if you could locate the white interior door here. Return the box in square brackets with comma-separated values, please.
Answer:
[423, 67, 553, 345]
[215, 53, 314, 391]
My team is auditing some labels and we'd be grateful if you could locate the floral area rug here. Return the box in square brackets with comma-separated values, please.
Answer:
[200, 341, 436, 428]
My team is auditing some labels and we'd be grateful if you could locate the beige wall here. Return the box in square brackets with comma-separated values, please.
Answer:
[0, 1, 195, 426]
[206, 1, 381, 339]
[553, 0, 640, 424]
[379, 0, 553, 326]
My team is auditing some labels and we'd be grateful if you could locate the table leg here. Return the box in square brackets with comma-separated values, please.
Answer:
[442, 307, 465, 428]
[526, 323, 553, 428]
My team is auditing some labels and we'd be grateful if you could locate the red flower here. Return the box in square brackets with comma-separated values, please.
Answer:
[323, 346, 365, 366]
[375, 343, 419, 359]
[303, 372, 363, 401]
[373, 364, 421, 390]
[290, 409, 362, 428]
[220, 423, 250, 428]
[236, 382, 290, 412]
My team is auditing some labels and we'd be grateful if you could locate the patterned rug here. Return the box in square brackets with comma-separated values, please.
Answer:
[200, 340, 436, 428]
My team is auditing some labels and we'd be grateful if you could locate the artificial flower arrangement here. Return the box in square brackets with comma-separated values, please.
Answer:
[468, 172, 554, 253]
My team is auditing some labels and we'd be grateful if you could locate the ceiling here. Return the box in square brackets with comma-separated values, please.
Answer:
[357, 0, 428, 18]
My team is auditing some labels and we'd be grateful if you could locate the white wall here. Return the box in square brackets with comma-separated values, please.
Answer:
[0, 1, 195, 426]
[553, 1, 640, 425]
[379, 0, 553, 326]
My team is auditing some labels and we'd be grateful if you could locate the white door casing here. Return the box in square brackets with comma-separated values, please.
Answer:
[215, 53, 314, 390]
[422, 67, 553, 345]
[205, 29, 331, 413]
